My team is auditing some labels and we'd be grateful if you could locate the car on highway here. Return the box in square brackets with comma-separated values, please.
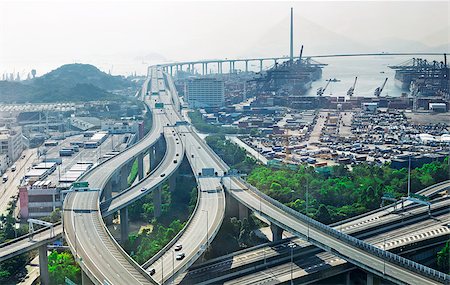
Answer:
[176, 253, 185, 260]
[140, 187, 147, 192]
[174, 244, 182, 251]
[148, 268, 156, 275]
[173, 160, 177, 163]
[160, 173, 166, 177]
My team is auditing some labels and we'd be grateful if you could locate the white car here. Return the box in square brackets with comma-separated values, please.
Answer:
[174, 244, 182, 251]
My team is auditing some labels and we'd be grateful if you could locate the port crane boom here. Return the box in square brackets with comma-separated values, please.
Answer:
[347, 76, 357, 96]
[317, 79, 332, 96]
[374, 77, 388, 97]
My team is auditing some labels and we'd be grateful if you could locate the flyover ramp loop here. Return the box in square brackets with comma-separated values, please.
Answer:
[226, 178, 448, 285]
[100, 125, 184, 217]
[63, 70, 168, 285]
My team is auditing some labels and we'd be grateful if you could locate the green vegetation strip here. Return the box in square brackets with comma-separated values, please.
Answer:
[127, 158, 139, 186]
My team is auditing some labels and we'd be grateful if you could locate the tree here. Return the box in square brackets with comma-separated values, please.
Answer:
[437, 240, 449, 273]
[48, 250, 80, 284]
[315, 204, 332, 224]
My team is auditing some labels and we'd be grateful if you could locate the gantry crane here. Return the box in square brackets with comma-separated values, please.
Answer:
[374, 77, 388, 97]
[317, 79, 332, 96]
[347, 76, 357, 97]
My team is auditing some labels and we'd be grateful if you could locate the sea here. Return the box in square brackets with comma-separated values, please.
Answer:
[2, 54, 444, 98]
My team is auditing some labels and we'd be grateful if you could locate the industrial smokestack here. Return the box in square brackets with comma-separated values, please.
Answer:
[290, 7, 294, 62]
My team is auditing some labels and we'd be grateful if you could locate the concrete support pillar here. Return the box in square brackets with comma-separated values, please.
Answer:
[120, 207, 129, 244]
[366, 272, 380, 285]
[270, 223, 283, 242]
[225, 190, 239, 218]
[103, 182, 113, 225]
[82, 270, 94, 285]
[39, 245, 49, 285]
[169, 173, 177, 193]
[202, 63, 205, 75]
[148, 148, 155, 172]
[229, 61, 233, 74]
[153, 185, 162, 218]
[104, 182, 112, 201]
[138, 153, 144, 180]
[120, 168, 129, 190]
[346, 271, 351, 285]
[205, 63, 208, 74]
[245, 60, 248, 73]
[170, 66, 173, 76]
[218, 62, 222, 74]
[232, 61, 235, 73]
[238, 203, 249, 221]
[274, 59, 278, 66]
[259, 59, 263, 72]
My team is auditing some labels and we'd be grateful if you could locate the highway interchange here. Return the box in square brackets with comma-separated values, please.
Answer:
[0, 66, 448, 285]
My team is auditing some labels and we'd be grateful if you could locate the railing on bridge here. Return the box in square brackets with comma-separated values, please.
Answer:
[237, 178, 450, 284]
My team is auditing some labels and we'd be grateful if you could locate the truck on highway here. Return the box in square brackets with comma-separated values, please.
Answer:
[59, 149, 74, 156]
[155, 102, 164, 109]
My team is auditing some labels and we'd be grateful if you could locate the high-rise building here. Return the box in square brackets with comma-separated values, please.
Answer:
[186, 78, 224, 108]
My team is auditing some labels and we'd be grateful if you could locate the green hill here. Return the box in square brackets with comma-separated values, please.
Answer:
[0, 63, 136, 103]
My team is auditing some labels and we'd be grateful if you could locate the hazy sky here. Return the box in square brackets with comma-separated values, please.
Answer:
[1, 0, 449, 76]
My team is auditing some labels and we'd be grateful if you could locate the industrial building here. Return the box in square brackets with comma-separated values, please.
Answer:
[0, 127, 24, 163]
[186, 78, 225, 108]
[101, 120, 139, 134]
[19, 180, 61, 219]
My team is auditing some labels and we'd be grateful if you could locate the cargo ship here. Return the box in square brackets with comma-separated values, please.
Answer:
[389, 56, 449, 96]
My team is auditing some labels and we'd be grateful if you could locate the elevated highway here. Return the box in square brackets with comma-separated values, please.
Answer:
[176, 195, 449, 284]
[141, 72, 229, 284]
[63, 67, 176, 285]
[223, 177, 448, 284]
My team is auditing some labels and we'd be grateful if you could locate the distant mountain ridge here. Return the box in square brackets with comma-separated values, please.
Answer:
[0, 63, 135, 103]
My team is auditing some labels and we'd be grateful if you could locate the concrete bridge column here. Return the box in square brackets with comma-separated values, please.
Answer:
[120, 168, 129, 190]
[238, 203, 250, 221]
[245, 60, 249, 73]
[229, 61, 233, 74]
[103, 182, 114, 225]
[270, 223, 283, 242]
[103, 181, 112, 201]
[82, 270, 94, 285]
[274, 59, 278, 66]
[366, 272, 380, 285]
[202, 63, 205, 75]
[39, 245, 49, 285]
[148, 147, 155, 172]
[225, 190, 240, 218]
[120, 207, 129, 244]
[170, 66, 173, 76]
[346, 271, 351, 285]
[205, 63, 208, 74]
[153, 185, 162, 218]
[138, 153, 144, 180]
[259, 59, 263, 72]
[169, 172, 177, 192]
[218, 62, 222, 74]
